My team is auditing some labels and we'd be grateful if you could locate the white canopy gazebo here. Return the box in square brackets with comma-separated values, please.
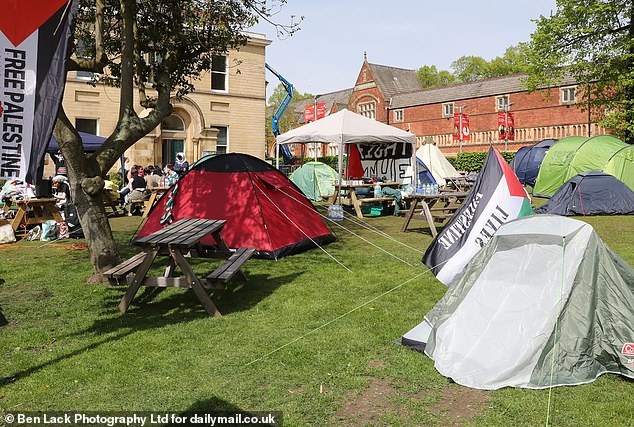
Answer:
[276, 109, 417, 185]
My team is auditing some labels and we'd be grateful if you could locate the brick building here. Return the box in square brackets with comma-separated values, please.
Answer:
[347, 56, 608, 154]
[54, 32, 271, 172]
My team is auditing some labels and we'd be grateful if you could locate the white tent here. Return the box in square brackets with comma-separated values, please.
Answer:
[276, 109, 417, 184]
[415, 144, 458, 187]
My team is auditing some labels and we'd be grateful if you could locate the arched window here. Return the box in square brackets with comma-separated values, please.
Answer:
[162, 114, 185, 132]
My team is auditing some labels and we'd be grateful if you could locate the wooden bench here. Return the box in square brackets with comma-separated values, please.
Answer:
[206, 247, 256, 289]
[357, 197, 396, 205]
[104, 252, 148, 284]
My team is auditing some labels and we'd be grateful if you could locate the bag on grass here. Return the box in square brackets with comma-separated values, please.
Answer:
[41, 220, 59, 241]
[26, 225, 42, 241]
[58, 222, 69, 239]
[0, 222, 16, 244]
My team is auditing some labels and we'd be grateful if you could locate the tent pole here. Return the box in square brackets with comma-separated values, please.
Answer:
[275, 142, 279, 170]
[337, 141, 343, 204]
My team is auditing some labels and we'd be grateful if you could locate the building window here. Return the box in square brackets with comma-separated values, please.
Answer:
[162, 114, 185, 132]
[561, 87, 576, 104]
[394, 109, 404, 122]
[211, 55, 228, 92]
[442, 102, 454, 118]
[215, 126, 228, 154]
[76, 70, 96, 80]
[75, 118, 98, 135]
[497, 95, 510, 111]
[358, 102, 376, 119]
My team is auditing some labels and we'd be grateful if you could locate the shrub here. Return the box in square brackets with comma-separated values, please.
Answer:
[454, 150, 516, 172]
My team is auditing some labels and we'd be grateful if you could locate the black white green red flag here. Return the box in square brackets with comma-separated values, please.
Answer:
[0, 0, 76, 182]
[424, 147, 532, 285]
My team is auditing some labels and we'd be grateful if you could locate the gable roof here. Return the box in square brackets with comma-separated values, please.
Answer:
[293, 88, 353, 123]
[391, 73, 578, 108]
[365, 63, 423, 99]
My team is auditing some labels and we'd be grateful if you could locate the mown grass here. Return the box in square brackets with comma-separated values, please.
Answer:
[1, 210, 633, 426]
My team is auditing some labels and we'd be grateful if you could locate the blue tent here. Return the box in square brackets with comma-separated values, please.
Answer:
[534, 171, 634, 216]
[47, 132, 106, 153]
[510, 139, 558, 187]
[416, 157, 436, 185]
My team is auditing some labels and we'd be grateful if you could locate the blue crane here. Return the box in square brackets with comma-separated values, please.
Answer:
[265, 63, 293, 163]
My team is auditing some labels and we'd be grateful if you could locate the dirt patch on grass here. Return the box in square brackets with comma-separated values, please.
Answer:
[335, 378, 402, 426]
[368, 359, 388, 369]
[429, 383, 490, 425]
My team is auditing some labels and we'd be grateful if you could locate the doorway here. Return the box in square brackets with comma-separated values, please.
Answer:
[162, 139, 184, 166]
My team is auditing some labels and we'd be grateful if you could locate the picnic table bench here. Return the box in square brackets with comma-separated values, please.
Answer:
[401, 192, 469, 236]
[327, 181, 402, 219]
[2, 198, 63, 234]
[104, 217, 255, 317]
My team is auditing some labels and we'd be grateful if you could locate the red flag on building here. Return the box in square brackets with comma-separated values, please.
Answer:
[316, 102, 326, 119]
[507, 112, 515, 141]
[453, 113, 460, 141]
[497, 112, 507, 140]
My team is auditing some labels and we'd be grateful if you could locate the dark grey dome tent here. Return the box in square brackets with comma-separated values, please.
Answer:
[535, 171, 634, 216]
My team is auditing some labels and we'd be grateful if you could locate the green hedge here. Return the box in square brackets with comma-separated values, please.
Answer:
[453, 151, 516, 172]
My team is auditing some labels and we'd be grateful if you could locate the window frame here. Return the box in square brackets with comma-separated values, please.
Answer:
[561, 86, 576, 104]
[74, 117, 99, 135]
[393, 109, 404, 123]
[214, 125, 229, 154]
[442, 102, 454, 118]
[357, 101, 376, 120]
[210, 55, 229, 93]
[496, 95, 510, 111]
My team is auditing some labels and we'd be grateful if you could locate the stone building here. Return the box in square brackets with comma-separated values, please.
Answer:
[60, 32, 271, 168]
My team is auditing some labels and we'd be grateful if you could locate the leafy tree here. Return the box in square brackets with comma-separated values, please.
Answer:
[451, 56, 489, 82]
[57, 0, 300, 280]
[523, 0, 634, 141]
[487, 44, 530, 77]
[416, 65, 455, 88]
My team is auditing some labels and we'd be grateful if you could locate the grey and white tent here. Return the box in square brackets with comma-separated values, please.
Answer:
[403, 215, 634, 390]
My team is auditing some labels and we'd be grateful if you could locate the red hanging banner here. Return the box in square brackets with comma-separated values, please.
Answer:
[462, 113, 471, 141]
[453, 113, 470, 141]
[506, 112, 515, 141]
[304, 102, 327, 123]
[497, 112, 507, 140]
[316, 102, 326, 119]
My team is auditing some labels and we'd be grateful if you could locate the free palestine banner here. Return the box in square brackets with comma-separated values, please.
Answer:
[423, 147, 532, 285]
[0, 0, 76, 182]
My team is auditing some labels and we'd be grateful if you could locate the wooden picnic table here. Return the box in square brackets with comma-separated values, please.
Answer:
[445, 175, 475, 192]
[327, 181, 402, 219]
[105, 217, 255, 317]
[142, 186, 170, 218]
[2, 198, 63, 233]
[401, 192, 469, 236]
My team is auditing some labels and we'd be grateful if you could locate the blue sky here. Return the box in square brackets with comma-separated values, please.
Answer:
[251, 0, 557, 101]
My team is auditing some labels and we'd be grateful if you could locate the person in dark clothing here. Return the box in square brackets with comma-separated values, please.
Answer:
[174, 152, 189, 175]
[126, 167, 149, 215]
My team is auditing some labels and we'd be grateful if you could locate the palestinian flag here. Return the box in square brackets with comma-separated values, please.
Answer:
[424, 147, 532, 285]
[0, 0, 76, 183]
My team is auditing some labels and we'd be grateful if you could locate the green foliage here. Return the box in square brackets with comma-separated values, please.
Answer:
[107, 171, 122, 188]
[416, 65, 456, 88]
[523, 0, 634, 141]
[454, 151, 516, 172]
[417, 44, 529, 88]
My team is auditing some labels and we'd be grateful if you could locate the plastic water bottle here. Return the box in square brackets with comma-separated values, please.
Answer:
[433, 183, 439, 194]
[374, 182, 382, 197]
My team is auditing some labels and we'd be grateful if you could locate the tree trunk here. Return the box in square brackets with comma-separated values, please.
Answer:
[55, 111, 121, 283]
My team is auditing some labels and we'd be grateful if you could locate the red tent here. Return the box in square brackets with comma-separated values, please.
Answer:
[136, 153, 335, 259]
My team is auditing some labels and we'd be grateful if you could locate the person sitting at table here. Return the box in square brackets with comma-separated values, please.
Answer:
[51, 175, 71, 213]
[144, 165, 162, 189]
[126, 167, 150, 216]
[164, 163, 180, 187]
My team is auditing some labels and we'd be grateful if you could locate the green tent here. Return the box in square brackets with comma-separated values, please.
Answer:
[605, 145, 634, 192]
[533, 135, 629, 197]
[290, 161, 338, 201]
[402, 215, 634, 390]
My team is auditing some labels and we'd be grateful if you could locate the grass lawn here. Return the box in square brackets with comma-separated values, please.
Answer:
[1, 208, 633, 426]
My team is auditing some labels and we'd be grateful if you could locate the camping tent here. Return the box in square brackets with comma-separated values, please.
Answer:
[137, 153, 335, 259]
[605, 144, 634, 192]
[509, 138, 558, 187]
[533, 135, 629, 197]
[402, 215, 634, 390]
[403, 157, 436, 188]
[535, 171, 634, 216]
[415, 143, 458, 187]
[290, 161, 339, 201]
[276, 109, 417, 184]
